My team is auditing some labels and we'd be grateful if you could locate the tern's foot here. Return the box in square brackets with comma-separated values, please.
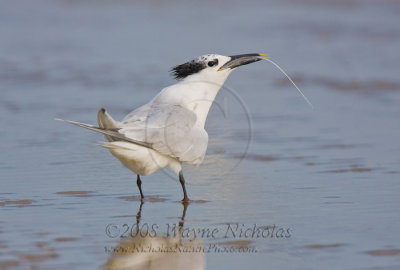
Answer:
[181, 197, 190, 204]
[139, 194, 144, 202]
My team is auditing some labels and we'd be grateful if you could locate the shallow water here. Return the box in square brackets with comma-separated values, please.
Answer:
[1, 0, 400, 269]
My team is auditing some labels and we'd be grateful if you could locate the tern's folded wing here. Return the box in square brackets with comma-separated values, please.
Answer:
[119, 104, 208, 164]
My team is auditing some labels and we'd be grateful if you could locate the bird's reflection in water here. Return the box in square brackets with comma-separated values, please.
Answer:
[102, 203, 205, 270]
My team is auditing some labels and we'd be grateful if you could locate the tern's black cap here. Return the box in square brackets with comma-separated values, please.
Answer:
[170, 60, 207, 80]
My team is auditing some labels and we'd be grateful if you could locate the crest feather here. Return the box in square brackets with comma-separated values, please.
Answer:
[170, 60, 206, 80]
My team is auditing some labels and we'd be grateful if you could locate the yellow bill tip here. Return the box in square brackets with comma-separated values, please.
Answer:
[258, 53, 270, 59]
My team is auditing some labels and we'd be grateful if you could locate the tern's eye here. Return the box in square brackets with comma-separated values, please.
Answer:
[208, 59, 218, 67]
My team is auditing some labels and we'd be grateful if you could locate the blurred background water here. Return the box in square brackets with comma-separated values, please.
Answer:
[1, 0, 400, 269]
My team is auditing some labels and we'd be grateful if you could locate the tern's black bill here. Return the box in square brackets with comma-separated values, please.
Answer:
[218, 53, 268, 71]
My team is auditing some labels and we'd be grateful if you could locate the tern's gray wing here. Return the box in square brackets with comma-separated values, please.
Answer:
[120, 104, 208, 164]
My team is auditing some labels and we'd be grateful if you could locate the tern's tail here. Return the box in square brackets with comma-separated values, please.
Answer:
[55, 117, 152, 149]
[97, 108, 121, 142]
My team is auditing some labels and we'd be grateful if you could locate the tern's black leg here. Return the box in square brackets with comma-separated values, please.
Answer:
[178, 201, 188, 228]
[179, 171, 189, 203]
[137, 175, 144, 200]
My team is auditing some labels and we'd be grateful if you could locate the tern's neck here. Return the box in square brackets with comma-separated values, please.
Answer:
[154, 74, 230, 127]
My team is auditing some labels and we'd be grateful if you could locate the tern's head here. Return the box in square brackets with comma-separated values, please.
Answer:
[170, 53, 268, 84]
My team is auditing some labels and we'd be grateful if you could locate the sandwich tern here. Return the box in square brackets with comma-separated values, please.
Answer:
[57, 53, 307, 202]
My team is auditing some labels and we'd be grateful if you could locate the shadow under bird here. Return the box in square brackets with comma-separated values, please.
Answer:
[57, 53, 269, 202]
